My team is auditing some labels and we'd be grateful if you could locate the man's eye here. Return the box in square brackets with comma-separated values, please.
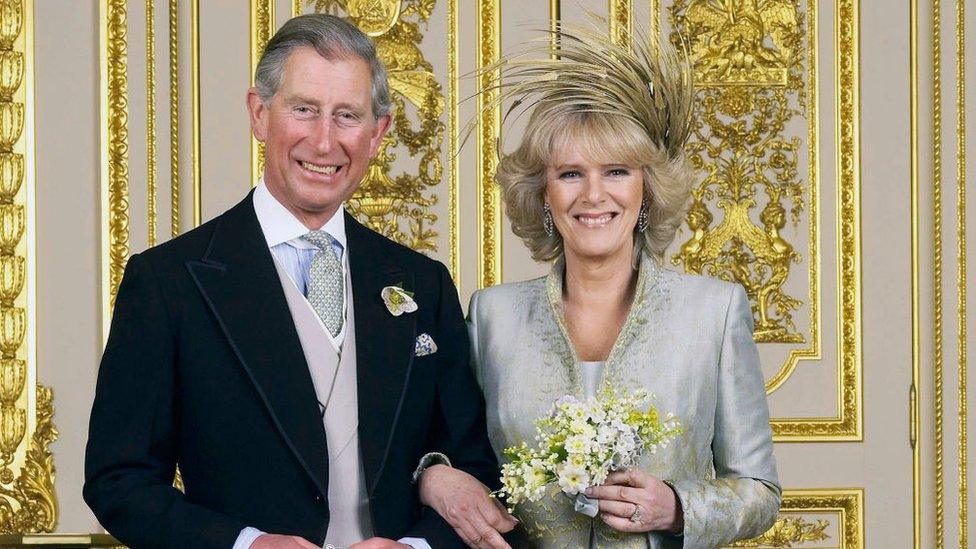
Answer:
[293, 106, 315, 116]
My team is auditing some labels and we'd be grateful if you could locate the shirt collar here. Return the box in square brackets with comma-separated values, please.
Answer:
[253, 180, 347, 251]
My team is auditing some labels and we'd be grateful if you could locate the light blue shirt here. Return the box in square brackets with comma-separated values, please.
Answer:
[233, 182, 430, 549]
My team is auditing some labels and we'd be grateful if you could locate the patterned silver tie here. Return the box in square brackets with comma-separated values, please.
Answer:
[301, 230, 344, 338]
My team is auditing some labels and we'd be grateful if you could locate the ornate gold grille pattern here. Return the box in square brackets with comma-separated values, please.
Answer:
[669, 0, 809, 346]
[307, 0, 445, 253]
[0, 0, 56, 532]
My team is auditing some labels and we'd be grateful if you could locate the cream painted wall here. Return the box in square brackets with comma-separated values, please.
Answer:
[35, 1, 101, 533]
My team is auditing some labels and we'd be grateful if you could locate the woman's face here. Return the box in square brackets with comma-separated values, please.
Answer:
[544, 138, 644, 264]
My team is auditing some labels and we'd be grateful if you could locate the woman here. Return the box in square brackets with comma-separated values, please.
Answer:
[467, 25, 781, 548]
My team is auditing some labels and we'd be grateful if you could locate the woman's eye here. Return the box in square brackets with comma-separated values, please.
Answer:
[558, 170, 581, 179]
[608, 168, 630, 177]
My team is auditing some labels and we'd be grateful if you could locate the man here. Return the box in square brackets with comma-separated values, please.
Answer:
[84, 14, 515, 549]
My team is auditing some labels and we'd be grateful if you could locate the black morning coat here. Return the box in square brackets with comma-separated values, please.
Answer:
[84, 191, 500, 548]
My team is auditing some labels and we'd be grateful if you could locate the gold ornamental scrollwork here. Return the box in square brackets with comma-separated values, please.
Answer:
[309, 0, 444, 253]
[0, 0, 58, 533]
[669, 0, 808, 345]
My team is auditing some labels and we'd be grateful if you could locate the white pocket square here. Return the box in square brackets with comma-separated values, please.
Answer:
[414, 333, 438, 357]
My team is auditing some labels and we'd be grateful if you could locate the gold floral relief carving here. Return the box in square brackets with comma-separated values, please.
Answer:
[730, 489, 863, 548]
[669, 0, 809, 345]
[308, 0, 443, 253]
[0, 0, 57, 532]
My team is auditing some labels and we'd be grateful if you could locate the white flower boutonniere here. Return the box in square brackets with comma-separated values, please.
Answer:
[381, 285, 418, 316]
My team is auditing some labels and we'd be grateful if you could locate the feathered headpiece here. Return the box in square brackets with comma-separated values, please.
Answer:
[473, 19, 695, 160]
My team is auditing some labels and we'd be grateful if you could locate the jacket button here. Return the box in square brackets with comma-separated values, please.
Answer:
[314, 494, 324, 504]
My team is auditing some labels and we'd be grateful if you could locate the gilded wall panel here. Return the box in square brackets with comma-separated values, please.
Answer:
[664, 0, 861, 441]
[296, 0, 461, 279]
[0, 0, 57, 533]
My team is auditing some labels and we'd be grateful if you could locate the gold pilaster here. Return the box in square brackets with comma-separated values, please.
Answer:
[956, 1, 968, 545]
[168, 0, 179, 237]
[249, 0, 274, 187]
[910, 0, 922, 545]
[0, 0, 57, 532]
[477, 0, 501, 288]
[608, 0, 631, 47]
[190, 0, 200, 227]
[146, 0, 157, 247]
[99, 0, 130, 340]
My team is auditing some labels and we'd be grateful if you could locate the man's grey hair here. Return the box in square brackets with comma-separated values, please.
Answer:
[254, 14, 393, 118]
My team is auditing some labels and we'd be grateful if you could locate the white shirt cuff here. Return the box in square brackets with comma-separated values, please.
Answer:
[398, 537, 432, 549]
[234, 526, 265, 549]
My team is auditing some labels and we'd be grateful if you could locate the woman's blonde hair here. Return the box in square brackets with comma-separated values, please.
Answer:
[496, 106, 694, 262]
[477, 20, 697, 263]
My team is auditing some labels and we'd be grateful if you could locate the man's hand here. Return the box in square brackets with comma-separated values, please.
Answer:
[418, 465, 517, 549]
[348, 537, 410, 548]
[251, 534, 320, 548]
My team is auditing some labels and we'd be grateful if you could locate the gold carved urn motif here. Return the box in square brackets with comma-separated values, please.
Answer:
[670, 0, 808, 344]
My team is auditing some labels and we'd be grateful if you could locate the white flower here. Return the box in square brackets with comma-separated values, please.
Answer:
[596, 425, 617, 445]
[381, 285, 418, 316]
[564, 434, 592, 455]
[557, 464, 590, 495]
[522, 459, 549, 490]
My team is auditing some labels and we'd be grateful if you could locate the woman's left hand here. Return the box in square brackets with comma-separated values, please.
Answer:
[585, 469, 684, 534]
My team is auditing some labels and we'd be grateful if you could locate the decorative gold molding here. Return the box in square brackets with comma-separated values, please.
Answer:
[932, 0, 945, 541]
[608, 0, 631, 47]
[168, 0, 179, 238]
[100, 0, 130, 341]
[910, 0, 922, 543]
[190, 0, 200, 227]
[448, 0, 459, 284]
[0, 533, 121, 547]
[0, 0, 58, 532]
[146, 0, 157, 247]
[249, 0, 274, 187]
[768, 0, 861, 441]
[477, 0, 501, 288]
[956, 0, 968, 545]
[549, 0, 560, 51]
[731, 489, 864, 548]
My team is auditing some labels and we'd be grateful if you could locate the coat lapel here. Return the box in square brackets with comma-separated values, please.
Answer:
[185, 192, 330, 497]
[345, 213, 417, 495]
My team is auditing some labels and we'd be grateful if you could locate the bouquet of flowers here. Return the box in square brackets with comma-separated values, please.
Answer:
[497, 389, 681, 512]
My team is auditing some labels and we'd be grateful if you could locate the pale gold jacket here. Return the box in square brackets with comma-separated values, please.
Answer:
[467, 255, 781, 548]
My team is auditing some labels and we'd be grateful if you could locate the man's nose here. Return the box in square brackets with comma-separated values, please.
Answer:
[310, 118, 337, 153]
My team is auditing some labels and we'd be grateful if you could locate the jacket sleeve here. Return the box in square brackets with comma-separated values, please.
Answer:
[668, 285, 782, 548]
[402, 263, 500, 545]
[83, 254, 248, 549]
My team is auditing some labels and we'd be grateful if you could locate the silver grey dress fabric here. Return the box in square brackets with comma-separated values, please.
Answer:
[467, 255, 781, 549]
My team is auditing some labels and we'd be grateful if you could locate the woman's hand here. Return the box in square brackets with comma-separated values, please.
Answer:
[584, 469, 684, 534]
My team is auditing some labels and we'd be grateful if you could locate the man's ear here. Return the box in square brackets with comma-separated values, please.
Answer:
[367, 114, 393, 158]
[246, 87, 268, 142]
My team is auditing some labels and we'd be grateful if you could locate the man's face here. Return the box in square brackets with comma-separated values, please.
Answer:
[247, 47, 391, 228]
